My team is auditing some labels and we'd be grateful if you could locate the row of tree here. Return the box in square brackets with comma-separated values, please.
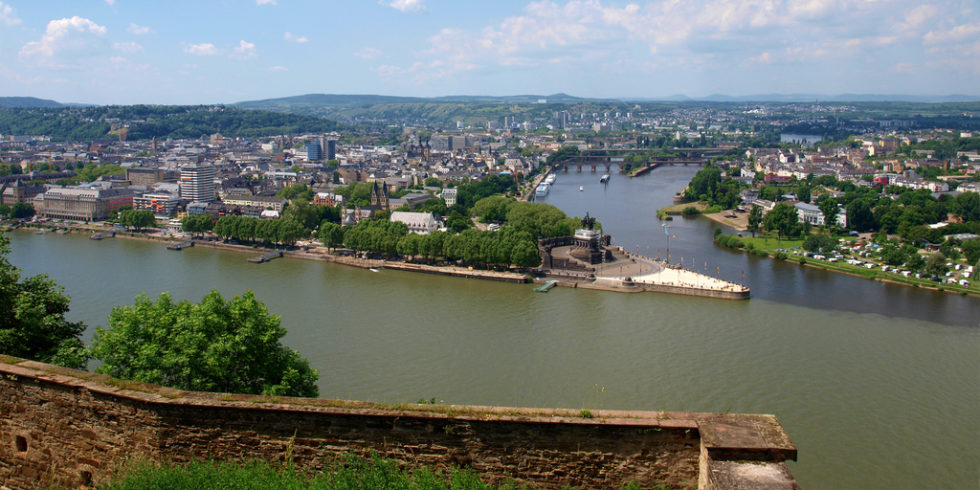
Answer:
[212, 215, 310, 246]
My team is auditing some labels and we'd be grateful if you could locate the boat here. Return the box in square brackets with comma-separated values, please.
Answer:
[544, 174, 557, 185]
[579, 186, 584, 192]
[369, 268, 380, 272]
[599, 174, 610, 183]
[535, 183, 550, 197]
[534, 280, 557, 292]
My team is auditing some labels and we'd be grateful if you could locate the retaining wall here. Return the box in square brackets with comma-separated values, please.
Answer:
[0, 356, 796, 489]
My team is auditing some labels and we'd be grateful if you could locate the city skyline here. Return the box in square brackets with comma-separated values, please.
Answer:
[0, 0, 978, 105]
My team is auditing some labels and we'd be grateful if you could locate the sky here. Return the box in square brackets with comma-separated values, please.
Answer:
[0, 0, 978, 105]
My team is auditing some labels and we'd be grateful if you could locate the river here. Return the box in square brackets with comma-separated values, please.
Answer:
[7, 166, 979, 489]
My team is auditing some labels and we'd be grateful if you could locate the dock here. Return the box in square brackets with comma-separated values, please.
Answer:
[89, 231, 116, 240]
[167, 240, 194, 251]
[534, 280, 558, 292]
[248, 250, 284, 263]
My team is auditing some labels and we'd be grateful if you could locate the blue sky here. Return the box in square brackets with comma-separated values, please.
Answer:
[0, 0, 978, 104]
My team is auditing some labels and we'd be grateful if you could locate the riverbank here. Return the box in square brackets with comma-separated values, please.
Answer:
[720, 233, 980, 297]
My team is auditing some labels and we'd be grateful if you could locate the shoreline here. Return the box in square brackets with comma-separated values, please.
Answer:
[8, 221, 751, 299]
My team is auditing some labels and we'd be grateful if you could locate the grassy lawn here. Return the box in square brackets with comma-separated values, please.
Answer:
[733, 233, 979, 296]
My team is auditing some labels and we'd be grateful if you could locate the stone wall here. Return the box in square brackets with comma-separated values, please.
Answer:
[0, 356, 797, 489]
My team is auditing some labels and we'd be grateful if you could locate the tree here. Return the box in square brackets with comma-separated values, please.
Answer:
[91, 290, 319, 397]
[318, 221, 344, 250]
[961, 239, 980, 265]
[803, 234, 836, 254]
[763, 203, 799, 240]
[10, 202, 35, 220]
[924, 253, 948, 277]
[120, 209, 155, 232]
[747, 206, 762, 237]
[846, 199, 876, 232]
[0, 231, 87, 368]
[181, 214, 214, 238]
[0, 204, 10, 217]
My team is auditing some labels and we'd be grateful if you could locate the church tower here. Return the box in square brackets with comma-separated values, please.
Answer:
[371, 182, 389, 210]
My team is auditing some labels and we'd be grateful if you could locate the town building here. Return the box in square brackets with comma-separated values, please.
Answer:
[390, 211, 439, 234]
[179, 163, 216, 203]
[33, 185, 134, 221]
[133, 192, 181, 217]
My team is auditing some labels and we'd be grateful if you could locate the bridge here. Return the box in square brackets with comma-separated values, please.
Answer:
[553, 155, 707, 174]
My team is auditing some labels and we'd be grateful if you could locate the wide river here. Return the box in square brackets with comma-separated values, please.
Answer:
[7, 167, 978, 489]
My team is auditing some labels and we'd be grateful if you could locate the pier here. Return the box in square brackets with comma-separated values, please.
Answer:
[247, 250, 284, 263]
[167, 240, 194, 251]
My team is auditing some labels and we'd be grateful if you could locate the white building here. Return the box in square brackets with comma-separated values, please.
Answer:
[390, 211, 439, 234]
[179, 163, 216, 203]
[795, 202, 824, 226]
[440, 188, 457, 207]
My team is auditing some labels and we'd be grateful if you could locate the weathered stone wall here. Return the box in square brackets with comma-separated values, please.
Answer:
[0, 356, 796, 489]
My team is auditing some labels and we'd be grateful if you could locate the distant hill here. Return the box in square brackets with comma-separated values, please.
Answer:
[0, 97, 65, 108]
[0, 105, 343, 141]
[642, 93, 980, 103]
[234, 93, 589, 110]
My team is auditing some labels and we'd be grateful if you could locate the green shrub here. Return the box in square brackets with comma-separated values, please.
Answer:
[682, 206, 700, 216]
[775, 252, 788, 260]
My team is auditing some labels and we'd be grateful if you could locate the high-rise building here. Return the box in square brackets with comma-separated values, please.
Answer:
[179, 163, 216, 203]
[308, 141, 324, 161]
[325, 139, 337, 161]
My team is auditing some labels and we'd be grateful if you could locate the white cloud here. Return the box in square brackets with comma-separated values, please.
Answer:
[383, 0, 425, 13]
[750, 52, 774, 64]
[284, 32, 309, 43]
[113, 41, 143, 54]
[127, 23, 151, 35]
[924, 22, 980, 45]
[0, 1, 21, 26]
[185, 43, 219, 56]
[19, 16, 108, 67]
[267, 65, 288, 71]
[256, 0, 277, 5]
[105, 0, 115, 5]
[233, 40, 256, 59]
[355, 47, 383, 59]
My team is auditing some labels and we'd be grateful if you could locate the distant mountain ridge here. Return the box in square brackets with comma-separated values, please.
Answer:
[235, 92, 979, 108]
[233, 93, 590, 109]
[0, 97, 65, 108]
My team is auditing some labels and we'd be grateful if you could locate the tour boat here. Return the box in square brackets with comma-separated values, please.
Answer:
[579, 186, 584, 192]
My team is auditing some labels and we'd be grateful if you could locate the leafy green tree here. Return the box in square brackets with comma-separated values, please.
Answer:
[961, 239, 980, 265]
[0, 232, 87, 368]
[803, 234, 837, 254]
[424, 177, 442, 188]
[119, 209, 155, 232]
[471, 196, 514, 223]
[846, 199, 876, 232]
[763, 203, 800, 240]
[924, 253, 948, 277]
[181, 214, 214, 238]
[276, 183, 312, 200]
[91, 290, 318, 397]
[10, 202, 35, 219]
[0, 203, 10, 217]
[684, 164, 722, 201]
[952, 192, 979, 222]
[318, 222, 344, 250]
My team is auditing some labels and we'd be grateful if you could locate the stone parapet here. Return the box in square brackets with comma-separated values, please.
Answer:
[0, 356, 795, 489]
